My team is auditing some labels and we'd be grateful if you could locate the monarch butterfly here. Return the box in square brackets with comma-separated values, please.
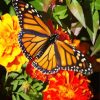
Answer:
[12, 0, 93, 75]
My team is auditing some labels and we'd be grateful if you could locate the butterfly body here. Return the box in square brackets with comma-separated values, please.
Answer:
[12, 0, 93, 75]
[36, 34, 58, 58]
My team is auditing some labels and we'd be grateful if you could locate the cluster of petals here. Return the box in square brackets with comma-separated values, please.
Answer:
[43, 70, 93, 100]
[0, 14, 28, 72]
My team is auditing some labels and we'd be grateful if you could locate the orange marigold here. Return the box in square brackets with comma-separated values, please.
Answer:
[0, 14, 28, 72]
[43, 70, 93, 100]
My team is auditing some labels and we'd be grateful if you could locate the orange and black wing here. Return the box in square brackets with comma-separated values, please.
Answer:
[32, 40, 93, 75]
[12, 0, 93, 75]
[55, 40, 93, 75]
[12, 0, 51, 59]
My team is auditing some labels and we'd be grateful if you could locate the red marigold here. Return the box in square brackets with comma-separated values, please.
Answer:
[47, 19, 71, 42]
[43, 70, 93, 100]
[26, 60, 53, 82]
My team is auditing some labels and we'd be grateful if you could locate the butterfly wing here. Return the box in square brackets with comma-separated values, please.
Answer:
[33, 40, 93, 75]
[12, 0, 51, 59]
[33, 44, 59, 74]
[55, 40, 93, 75]
[12, 0, 93, 75]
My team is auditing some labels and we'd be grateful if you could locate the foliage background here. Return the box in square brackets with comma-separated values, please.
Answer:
[0, 0, 100, 100]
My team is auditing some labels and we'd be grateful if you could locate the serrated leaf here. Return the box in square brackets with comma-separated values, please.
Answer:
[91, 34, 100, 56]
[66, 0, 86, 27]
[4, 0, 11, 5]
[12, 94, 16, 100]
[19, 92, 30, 100]
[29, 0, 43, 11]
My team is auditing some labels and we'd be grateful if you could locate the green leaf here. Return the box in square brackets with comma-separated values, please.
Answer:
[19, 92, 30, 100]
[17, 75, 25, 79]
[53, 5, 68, 26]
[16, 94, 20, 100]
[90, 0, 95, 13]
[36, 85, 43, 91]
[4, 0, 11, 5]
[12, 80, 19, 91]
[18, 86, 23, 92]
[95, 0, 100, 10]
[32, 83, 43, 89]
[0, 11, 2, 16]
[87, 11, 99, 44]
[9, 6, 16, 16]
[66, 0, 86, 27]
[53, 5, 67, 19]
[12, 94, 16, 100]
[18, 80, 25, 85]
[28, 77, 33, 83]
[92, 11, 99, 44]
[22, 63, 27, 68]
[29, 0, 43, 11]
[23, 71, 28, 78]
[54, 17, 62, 26]
[8, 72, 19, 78]
[32, 83, 40, 89]
[91, 34, 100, 56]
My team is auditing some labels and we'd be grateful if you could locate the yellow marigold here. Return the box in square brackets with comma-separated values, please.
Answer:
[0, 13, 28, 72]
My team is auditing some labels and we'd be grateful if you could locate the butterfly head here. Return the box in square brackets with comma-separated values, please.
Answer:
[49, 34, 58, 43]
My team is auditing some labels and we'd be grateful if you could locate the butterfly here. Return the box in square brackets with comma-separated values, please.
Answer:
[12, 0, 93, 75]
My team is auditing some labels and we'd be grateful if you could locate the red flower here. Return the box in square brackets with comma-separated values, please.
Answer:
[46, 19, 71, 41]
[77, 42, 90, 55]
[43, 70, 93, 100]
[26, 61, 53, 82]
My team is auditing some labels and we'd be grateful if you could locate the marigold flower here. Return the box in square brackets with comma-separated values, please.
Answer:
[43, 70, 93, 100]
[26, 61, 50, 82]
[0, 14, 28, 72]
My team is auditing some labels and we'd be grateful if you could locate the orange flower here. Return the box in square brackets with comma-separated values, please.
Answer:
[43, 70, 93, 100]
[0, 14, 28, 72]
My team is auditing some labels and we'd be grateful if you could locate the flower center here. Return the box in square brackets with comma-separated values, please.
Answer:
[59, 85, 75, 99]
